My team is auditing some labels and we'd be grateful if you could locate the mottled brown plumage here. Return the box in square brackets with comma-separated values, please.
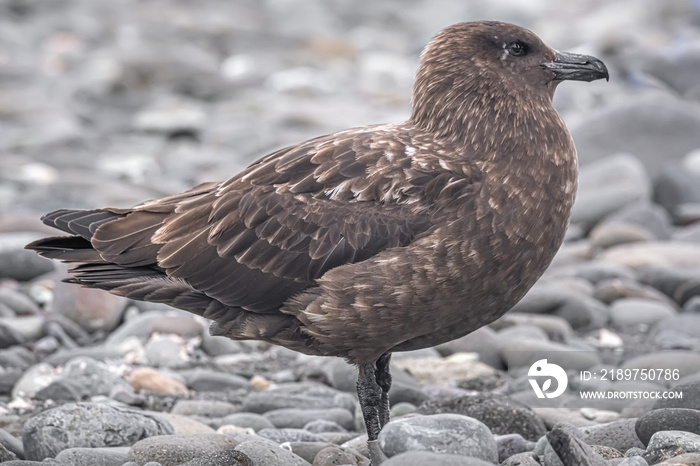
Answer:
[28, 21, 607, 463]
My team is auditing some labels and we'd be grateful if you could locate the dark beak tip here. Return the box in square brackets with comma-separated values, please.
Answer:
[543, 51, 610, 83]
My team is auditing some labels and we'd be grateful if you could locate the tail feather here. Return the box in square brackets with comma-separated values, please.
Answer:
[25, 235, 103, 262]
[42, 209, 125, 239]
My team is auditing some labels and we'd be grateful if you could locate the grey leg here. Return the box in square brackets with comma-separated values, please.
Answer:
[375, 353, 392, 428]
[357, 362, 388, 465]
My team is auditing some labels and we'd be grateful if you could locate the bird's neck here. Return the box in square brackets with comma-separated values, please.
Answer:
[410, 72, 559, 154]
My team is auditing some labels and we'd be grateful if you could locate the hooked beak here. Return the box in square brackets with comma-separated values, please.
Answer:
[542, 51, 609, 82]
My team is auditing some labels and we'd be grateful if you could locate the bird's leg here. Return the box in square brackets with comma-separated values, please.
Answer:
[357, 362, 388, 465]
[375, 353, 392, 428]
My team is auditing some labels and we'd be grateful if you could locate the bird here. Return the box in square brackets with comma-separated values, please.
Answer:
[27, 21, 608, 465]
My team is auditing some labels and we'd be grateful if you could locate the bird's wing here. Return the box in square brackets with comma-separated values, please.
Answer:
[63, 126, 479, 314]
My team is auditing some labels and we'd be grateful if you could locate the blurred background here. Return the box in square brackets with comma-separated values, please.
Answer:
[1, 0, 700, 228]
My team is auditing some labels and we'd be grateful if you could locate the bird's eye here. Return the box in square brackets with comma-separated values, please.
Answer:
[507, 41, 528, 57]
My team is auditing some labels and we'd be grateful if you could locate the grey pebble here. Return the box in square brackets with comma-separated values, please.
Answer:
[616, 457, 648, 466]
[579, 419, 645, 452]
[378, 414, 498, 463]
[128, 433, 239, 466]
[0, 428, 23, 459]
[593, 278, 677, 306]
[257, 428, 325, 444]
[61, 356, 133, 397]
[435, 326, 504, 369]
[417, 393, 546, 441]
[651, 315, 700, 350]
[184, 369, 250, 392]
[570, 154, 651, 229]
[546, 424, 606, 466]
[286, 442, 335, 464]
[221, 413, 275, 432]
[0, 443, 19, 462]
[263, 407, 354, 430]
[0, 345, 35, 369]
[53, 446, 130, 466]
[382, 451, 498, 465]
[500, 337, 601, 372]
[501, 451, 540, 466]
[0, 288, 41, 316]
[43, 347, 123, 366]
[303, 419, 348, 433]
[312, 445, 368, 466]
[171, 399, 238, 418]
[495, 433, 528, 463]
[241, 383, 356, 414]
[235, 439, 311, 466]
[0, 247, 55, 282]
[22, 402, 173, 461]
[647, 430, 700, 453]
[144, 333, 189, 367]
[104, 310, 203, 347]
[635, 408, 700, 446]
[571, 94, 700, 179]
[176, 450, 254, 466]
[610, 298, 677, 328]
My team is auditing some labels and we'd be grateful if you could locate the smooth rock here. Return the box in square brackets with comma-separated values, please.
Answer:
[647, 430, 700, 453]
[417, 394, 546, 441]
[570, 94, 700, 178]
[637, 267, 700, 306]
[128, 434, 239, 466]
[392, 353, 494, 386]
[11, 362, 58, 399]
[378, 414, 498, 463]
[500, 338, 601, 371]
[610, 298, 677, 328]
[570, 153, 651, 229]
[257, 428, 325, 444]
[636, 408, 700, 446]
[22, 402, 173, 461]
[0, 288, 41, 315]
[590, 222, 655, 249]
[579, 419, 645, 452]
[104, 311, 203, 347]
[435, 326, 503, 370]
[185, 369, 250, 392]
[546, 424, 606, 466]
[303, 419, 348, 434]
[382, 451, 496, 465]
[311, 445, 367, 466]
[501, 451, 541, 466]
[171, 400, 238, 418]
[221, 413, 275, 432]
[126, 367, 189, 395]
[144, 333, 190, 367]
[241, 383, 356, 414]
[51, 281, 127, 332]
[53, 446, 130, 466]
[600, 242, 700, 270]
[263, 408, 354, 430]
[138, 414, 206, 436]
[235, 439, 311, 466]
[495, 433, 527, 463]
[177, 450, 254, 466]
[651, 315, 700, 350]
[0, 248, 55, 282]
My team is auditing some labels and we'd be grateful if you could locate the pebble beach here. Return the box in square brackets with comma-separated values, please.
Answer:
[2, 0, 700, 465]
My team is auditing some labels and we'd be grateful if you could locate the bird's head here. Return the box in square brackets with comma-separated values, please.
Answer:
[410, 21, 608, 138]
